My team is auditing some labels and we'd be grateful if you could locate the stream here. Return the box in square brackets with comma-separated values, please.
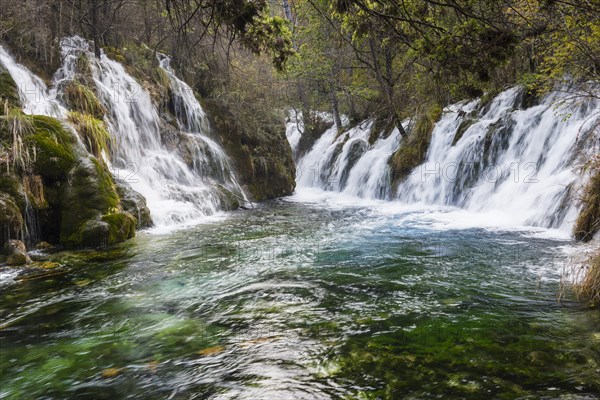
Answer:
[1, 191, 599, 399]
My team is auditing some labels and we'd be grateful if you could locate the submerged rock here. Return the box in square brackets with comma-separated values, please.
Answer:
[35, 241, 53, 250]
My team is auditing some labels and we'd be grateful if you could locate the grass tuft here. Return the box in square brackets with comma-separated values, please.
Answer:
[67, 111, 112, 158]
[572, 252, 600, 307]
[0, 110, 35, 172]
[574, 157, 600, 241]
[63, 82, 105, 119]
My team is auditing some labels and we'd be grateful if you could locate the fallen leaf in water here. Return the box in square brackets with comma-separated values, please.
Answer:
[74, 279, 91, 286]
[101, 368, 121, 378]
[239, 336, 281, 348]
[197, 346, 225, 356]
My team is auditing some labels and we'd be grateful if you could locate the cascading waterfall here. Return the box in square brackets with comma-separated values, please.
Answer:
[292, 86, 600, 231]
[157, 54, 246, 203]
[62, 37, 246, 227]
[0, 37, 246, 230]
[0, 46, 66, 118]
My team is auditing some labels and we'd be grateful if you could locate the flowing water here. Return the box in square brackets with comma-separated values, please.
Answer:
[1, 198, 599, 399]
[294, 86, 600, 232]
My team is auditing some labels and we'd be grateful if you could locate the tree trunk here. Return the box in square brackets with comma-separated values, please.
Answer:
[329, 88, 342, 129]
[368, 38, 406, 136]
[91, 0, 102, 57]
[282, 0, 294, 24]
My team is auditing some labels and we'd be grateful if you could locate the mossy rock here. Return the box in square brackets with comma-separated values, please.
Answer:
[389, 105, 443, 188]
[74, 212, 136, 248]
[0, 173, 26, 209]
[101, 212, 136, 244]
[115, 179, 153, 229]
[215, 185, 241, 210]
[0, 192, 24, 245]
[25, 116, 77, 180]
[59, 157, 121, 247]
[0, 69, 20, 113]
[204, 99, 296, 201]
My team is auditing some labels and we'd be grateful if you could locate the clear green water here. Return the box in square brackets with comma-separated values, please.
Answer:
[1, 199, 599, 399]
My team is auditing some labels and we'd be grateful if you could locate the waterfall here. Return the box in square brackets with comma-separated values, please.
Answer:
[57, 37, 246, 227]
[1, 37, 246, 230]
[157, 54, 246, 202]
[292, 86, 600, 231]
[0, 46, 66, 118]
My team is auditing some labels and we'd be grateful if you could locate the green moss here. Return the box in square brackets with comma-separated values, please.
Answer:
[204, 99, 295, 201]
[101, 212, 136, 243]
[63, 82, 105, 119]
[59, 157, 121, 247]
[0, 71, 20, 113]
[104, 46, 127, 65]
[452, 118, 475, 146]
[25, 116, 77, 179]
[64, 211, 135, 248]
[389, 105, 443, 188]
[67, 112, 111, 158]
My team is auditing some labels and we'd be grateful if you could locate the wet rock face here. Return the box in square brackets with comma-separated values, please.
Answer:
[115, 179, 153, 229]
[204, 99, 296, 201]
[0, 192, 24, 245]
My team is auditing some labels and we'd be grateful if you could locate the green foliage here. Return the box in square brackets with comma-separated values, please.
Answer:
[67, 111, 112, 158]
[245, 16, 295, 72]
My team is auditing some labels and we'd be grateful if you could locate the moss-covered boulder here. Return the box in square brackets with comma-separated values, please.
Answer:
[0, 173, 26, 209]
[74, 212, 136, 247]
[59, 156, 124, 247]
[389, 105, 443, 188]
[0, 192, 24, 245]
[26, 116, 77, 180]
